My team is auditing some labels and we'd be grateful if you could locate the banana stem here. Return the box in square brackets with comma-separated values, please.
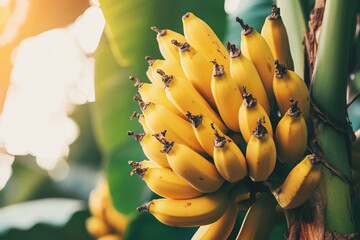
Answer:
[311, 0, 356, 234]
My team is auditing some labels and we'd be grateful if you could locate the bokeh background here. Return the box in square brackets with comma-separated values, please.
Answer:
[0, 0, 359, 239]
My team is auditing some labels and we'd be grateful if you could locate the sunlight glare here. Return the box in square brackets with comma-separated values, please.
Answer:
[0, 0, 29, 46]
[0, 5, 104, 177]
[0, 0, 10, 7]
[71, 6, 105, 54]
[48, 159, 70, 181]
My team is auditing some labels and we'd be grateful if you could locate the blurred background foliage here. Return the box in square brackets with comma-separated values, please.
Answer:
[1, 0, 360, 239]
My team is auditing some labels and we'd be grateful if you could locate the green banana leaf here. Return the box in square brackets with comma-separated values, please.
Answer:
[99, 0, 226, 74]
[91, 35, 141, 155]
[92, 35, 148, 214]
[105, 140, 150, 215]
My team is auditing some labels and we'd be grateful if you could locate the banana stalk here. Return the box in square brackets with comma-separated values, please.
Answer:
[311, 0, 356, 234]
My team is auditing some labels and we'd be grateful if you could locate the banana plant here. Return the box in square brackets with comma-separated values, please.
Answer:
[92, 0, 360, 239]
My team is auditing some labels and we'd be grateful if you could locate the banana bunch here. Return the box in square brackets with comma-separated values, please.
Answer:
[125, 5, 324, 239]
[86, 181, 128, 240]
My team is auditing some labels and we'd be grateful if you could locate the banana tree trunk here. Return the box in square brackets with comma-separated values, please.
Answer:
[286, 0, 358, 239]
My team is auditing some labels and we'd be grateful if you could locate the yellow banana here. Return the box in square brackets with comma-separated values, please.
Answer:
[137, 189, 228, 227]
[236, 18, 275, 102]
[98, 235, 123, 240]
[159, 138, 224, 193]
[246, 118, 276, 181]
[131, 111, 153, 134]
[151, 26, 186, 65]
[171, 40, 216, 108]
[182, 12, 230, 72]
[89, 180, 109, 219]
[88, 191, 103, 219]
[275, 99, 308, 164]
[227, 42, 270, 115]
[236, 192, 278, 240]
[210, 60, 242, 132]
[128, 131, 170, 168]
[130, 76, 185, 119]
[213, 126, 247, 183]
[86, 216, 110, 238]
[261, 5, 294, 70]
[88, 181, 129, 238]
[145, 57, 187, 88]
[131, 164, 203, 200]
[129, 160, 160, 177]
[273, 60, 310, 119]
[238, 88, 273, 143]
[272, 154, 322, 209]
[104, 201, 129, 234]
[191, 203, 239, 240]
[156, 69, 227, 133]
[186, 112, 225, 157]
[134, 96, 204, 154]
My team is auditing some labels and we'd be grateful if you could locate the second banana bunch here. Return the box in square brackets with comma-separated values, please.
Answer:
[127, 5, 321, 240]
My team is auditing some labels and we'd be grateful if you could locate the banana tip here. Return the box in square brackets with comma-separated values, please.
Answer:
[186, 112, 203, 128]
[182, 12, 191, 20]
[308, 154, 321, 165]
[151, 26, 167, 37]
[145, 56, 155, 66]
[160, 139, 174, 154]
[210, 60, 224, 77]
[137, 202, 152, 212]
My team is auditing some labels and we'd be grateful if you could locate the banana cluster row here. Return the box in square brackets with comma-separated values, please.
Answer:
[86, 181, 128, 240]
[127, 5, 322, 239]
